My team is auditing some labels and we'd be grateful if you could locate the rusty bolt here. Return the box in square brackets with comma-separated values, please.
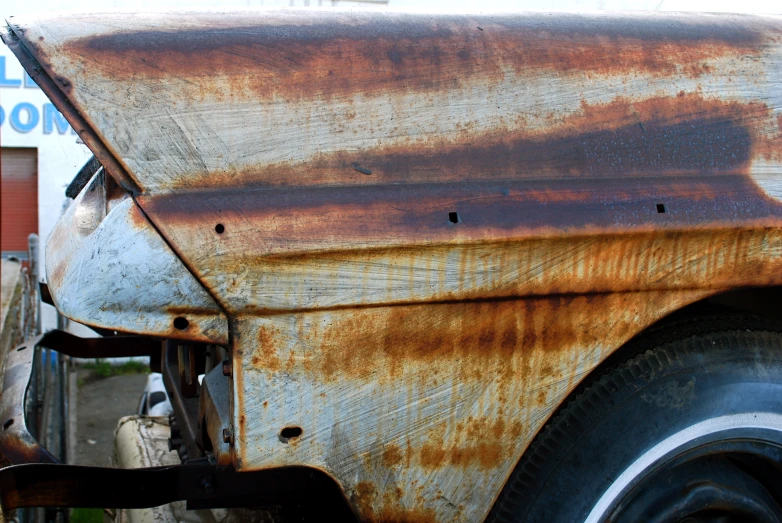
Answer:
[200, 477, 214, 495]
[221, 359, 232, 377]
[222, 427, 233, 445]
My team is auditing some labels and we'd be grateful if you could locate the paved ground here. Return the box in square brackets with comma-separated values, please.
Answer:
[74, 370, 147, 467]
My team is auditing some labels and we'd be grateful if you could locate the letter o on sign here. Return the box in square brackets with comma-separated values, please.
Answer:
[10, 102, 39, 133]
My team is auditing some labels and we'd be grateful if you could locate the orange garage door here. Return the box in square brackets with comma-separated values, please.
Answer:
[1, 147, 38, 258]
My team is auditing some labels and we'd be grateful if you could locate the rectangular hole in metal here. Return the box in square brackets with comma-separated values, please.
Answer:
[449, 212, 460, 224]
[656, 203, 666, 214]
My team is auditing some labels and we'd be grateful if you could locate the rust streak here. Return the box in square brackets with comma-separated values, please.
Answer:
[60, 14, 770, 103]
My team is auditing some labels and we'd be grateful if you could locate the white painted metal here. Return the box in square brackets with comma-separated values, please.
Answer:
[45, 171, 228, 343]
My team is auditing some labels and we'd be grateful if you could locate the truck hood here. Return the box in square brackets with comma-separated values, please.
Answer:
[3, 10, 781, 197]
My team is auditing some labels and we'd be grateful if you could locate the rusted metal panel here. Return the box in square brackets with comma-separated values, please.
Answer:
[0, 335, 58, 467]
[231, 290, 714, 522]
[4, 12, 781, 195]
[140, 181, 782, 313]
[46, 170, 228, 343]
[4, 10, 782, 522]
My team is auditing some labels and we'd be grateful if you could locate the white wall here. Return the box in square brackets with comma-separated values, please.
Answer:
[2, 0, 781, 16]
[386, 0, 779, 11]
[0, 45, 93, 332]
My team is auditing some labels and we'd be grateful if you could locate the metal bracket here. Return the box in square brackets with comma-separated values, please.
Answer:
[0, 459, 356, 519]
[0, 333, 355, 519]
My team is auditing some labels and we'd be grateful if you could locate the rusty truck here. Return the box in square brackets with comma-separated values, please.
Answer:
[1, 9, 782, 522]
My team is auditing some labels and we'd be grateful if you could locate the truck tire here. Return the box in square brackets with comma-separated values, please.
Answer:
[487, 313, 782, 523]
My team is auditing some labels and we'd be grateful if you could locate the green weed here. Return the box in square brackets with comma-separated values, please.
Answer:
[81, 359, 149, 380]
[71, 508, 104, 523]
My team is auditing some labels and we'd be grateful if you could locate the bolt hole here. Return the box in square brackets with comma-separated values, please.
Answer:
[448, 212, 460, 224]
[173, 317, 190, 330]
[215, 223, 225, 234]
[279, 426, 303, 443]
[16, 346, 26, 352]
[3, 419, 13, 431]
[656, 203, 666, 214]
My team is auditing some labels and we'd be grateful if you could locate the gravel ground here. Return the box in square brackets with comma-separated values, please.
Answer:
[74, 370, 148, 467]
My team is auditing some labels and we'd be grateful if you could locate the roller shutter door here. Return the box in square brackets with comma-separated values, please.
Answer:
[1, 147, 38, 258]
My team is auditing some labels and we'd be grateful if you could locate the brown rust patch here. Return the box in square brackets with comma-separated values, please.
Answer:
[421, 442, 503, 470]
[60, 13, 770, 103]
[419, 444, 447, 470]
[164, 305, 224, 317]
[352, 480, 437, 522]
[313, 295, 656, 383]
[369, 507, 438, 523]
[252, 325, 281, 371]
[127, 199, 151, 229]
[317, 300, 531, 383]
[352, 481, 377, 507]
[382, 444, 403, 467]
[419, 418, 515, 471]
[753, 117, 782, 161]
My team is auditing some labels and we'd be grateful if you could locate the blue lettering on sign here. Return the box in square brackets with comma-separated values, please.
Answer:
[0, 102, 74, 134]
[24, 72, 39, 89]
[10, 102, 39, 133]
[43, 104, 72, 134]
[0, 57, 22, 88]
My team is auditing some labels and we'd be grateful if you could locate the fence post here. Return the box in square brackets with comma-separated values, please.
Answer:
[27, 234, 40, 336]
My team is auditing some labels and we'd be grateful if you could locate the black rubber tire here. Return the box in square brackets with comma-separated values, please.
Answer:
[486, 313, 782, 523]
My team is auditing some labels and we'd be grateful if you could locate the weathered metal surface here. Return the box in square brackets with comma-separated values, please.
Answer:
[4, 12, 781, 195]
[0, 336, 58, 467]
[232, 290, 715, 522]
[45, 169, 228, 343]
[5, 10, 782, 522]
[141, 183, 782, 313]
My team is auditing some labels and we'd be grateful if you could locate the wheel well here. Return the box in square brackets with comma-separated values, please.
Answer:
[553, 286, 782, 410]
[543, 286, 782, 428]
[681, 286, 782, 324]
